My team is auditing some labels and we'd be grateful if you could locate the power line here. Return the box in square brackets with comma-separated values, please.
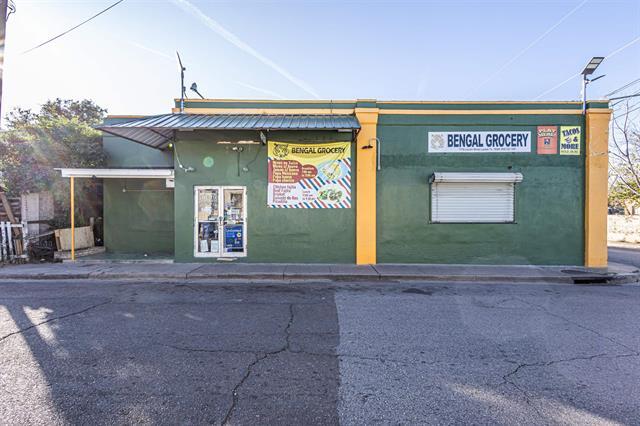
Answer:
[614, 103, 640, 118]
[611, 87, 640, 108]
[610, 93, 640, 102]
[534, 34, 640, 100]
[605, 77, 640, 97]
[22, 0, 125, 54]
[7, 0, 15, 20]
[468, 0, 588, 96]
[533, 72, 581, 100]
[613, 98, 640, 114]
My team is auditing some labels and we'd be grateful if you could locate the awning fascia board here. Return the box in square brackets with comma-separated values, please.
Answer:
[55, 168, 175, 179]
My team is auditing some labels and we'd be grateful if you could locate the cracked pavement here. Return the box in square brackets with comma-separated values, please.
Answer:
[0, 279, 639, 425]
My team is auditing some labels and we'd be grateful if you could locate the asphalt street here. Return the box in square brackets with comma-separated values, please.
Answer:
[609, 245, 640, 269]
[0, 279, 639, 425]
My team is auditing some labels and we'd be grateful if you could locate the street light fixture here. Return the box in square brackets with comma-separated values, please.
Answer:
[581, 56, 605, 114]
[581, 57, 604, 76]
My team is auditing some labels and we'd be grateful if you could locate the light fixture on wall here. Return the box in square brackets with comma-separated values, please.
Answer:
[362, 137, 376, 149]
[231, 146, 244, 176]
[190, 82, 205, 99]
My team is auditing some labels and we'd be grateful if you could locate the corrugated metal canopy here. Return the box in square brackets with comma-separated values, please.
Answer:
[97, 113, 361, 149]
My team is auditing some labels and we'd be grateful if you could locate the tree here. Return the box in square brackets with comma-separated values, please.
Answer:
[0, 99, 107, 227]
[609, 101, 640, 214]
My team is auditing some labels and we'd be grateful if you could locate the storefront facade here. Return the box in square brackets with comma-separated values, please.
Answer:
[87, 99, 611, 267]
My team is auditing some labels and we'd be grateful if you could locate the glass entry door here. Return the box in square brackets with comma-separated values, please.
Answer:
[195, 186, 246, 257]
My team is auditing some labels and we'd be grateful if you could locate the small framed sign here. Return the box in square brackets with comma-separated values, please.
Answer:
[537, 126, 557, 154]
[560, 126, 581, 156]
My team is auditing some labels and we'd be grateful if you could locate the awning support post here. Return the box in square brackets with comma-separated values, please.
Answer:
[70, 176, 75, 261]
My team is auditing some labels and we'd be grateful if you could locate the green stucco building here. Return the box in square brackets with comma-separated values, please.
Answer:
[59, 99, 612, 267]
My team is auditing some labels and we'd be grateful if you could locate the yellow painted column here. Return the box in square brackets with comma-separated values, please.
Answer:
[584, 108, 612, 268]
[70, 176, 75, 261]
[355, 107, 379, 264]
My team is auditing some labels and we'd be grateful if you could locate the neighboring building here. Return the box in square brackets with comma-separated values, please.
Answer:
[58, 99, 611, 266]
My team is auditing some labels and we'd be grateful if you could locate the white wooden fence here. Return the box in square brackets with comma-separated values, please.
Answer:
[0, 221, 29, 262]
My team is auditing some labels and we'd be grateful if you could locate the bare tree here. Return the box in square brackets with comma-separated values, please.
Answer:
[609, 100, 640, 214]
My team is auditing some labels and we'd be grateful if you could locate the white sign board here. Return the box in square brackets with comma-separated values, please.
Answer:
[428, 131, 531, 153]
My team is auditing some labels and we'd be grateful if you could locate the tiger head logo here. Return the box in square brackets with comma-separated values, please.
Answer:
[430, 134, 445, 150]
[272, 143, 289, 159]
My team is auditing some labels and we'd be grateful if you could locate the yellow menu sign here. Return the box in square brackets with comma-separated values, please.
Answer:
[267, 142, 351, 208]
[560, 126, 581, 155]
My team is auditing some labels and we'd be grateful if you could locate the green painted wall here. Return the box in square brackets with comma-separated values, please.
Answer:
[101, 118, 174, 254]
[173, 130, 355, 263]
[376, 114, 585, 265]
[103, 179, 175, 254]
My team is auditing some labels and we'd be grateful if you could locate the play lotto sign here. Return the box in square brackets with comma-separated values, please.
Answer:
[560, 126, 581, 155]
[537, 126, 558, 154]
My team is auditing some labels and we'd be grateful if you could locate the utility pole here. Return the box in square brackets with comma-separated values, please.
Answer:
[0, 0, 8, 121]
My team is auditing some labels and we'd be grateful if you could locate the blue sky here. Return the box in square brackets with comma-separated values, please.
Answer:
[4, 0, 640, 119]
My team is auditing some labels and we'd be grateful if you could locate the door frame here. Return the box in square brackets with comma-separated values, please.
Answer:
[193, 185, 247, 258]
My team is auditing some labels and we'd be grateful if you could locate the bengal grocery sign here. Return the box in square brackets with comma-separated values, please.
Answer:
[428, 131, 531, 153]
[267, 141, 351, 208]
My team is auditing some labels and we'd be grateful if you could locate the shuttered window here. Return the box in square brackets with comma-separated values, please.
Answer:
[430, 173, 523, 223]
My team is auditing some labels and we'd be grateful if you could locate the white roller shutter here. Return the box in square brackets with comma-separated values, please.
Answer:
[430, 173, 521, 223]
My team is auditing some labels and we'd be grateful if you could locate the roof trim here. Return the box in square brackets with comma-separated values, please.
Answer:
[55, 168, 174, 179]
[378, 109, 606, 115]
[97, 113, 361, 149]
[173, 108, 355, 115]
[172, 98, 610, 105]
[174, 98, 357, 104]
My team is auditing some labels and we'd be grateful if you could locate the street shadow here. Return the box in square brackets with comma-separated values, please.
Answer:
[0, 282, 340, 425]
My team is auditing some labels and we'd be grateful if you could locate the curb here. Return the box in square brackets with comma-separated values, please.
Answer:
[1, 269, 638, 284]
[374, 274, 575, 284]
[0, 273, 92, 280]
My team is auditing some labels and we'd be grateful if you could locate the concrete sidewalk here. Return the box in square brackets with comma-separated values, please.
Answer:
[0, 261, 638, 283]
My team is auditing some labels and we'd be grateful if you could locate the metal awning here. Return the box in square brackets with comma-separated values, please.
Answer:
[56, 168, 174, 179]
[97, 113, 361, 149]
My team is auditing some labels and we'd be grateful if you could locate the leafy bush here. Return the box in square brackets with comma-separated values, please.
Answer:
[0, 99, 107, 227]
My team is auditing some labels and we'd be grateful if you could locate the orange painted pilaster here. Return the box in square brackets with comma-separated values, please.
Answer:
[70, 176, 75, 261]
[585, 108, 612, 268]
[355, 107, 379, 264]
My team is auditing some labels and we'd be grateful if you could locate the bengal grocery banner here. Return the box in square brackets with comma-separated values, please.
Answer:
[428, 131, 531, 153]
[267, 142, 351, 208]
[560, 126, 581, 155]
